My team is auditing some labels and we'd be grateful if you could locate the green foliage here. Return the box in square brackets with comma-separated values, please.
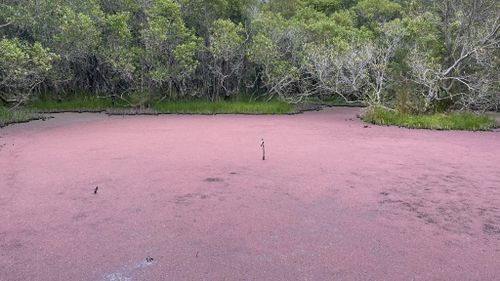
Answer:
[0, 39, 56, 76]
[331, 9, 357, 27]
[141, 0, 201, 88]
[173, 42, 200, 77]
[247, 34, 279, 66]
[362, 107, 496, 131]
[247, 30, 300, 99]
[0, 38, 58, 97]
[104, 12, 132, 43]
[54, 7, 101, 58]
[266, 0, 306, 18]
[208, 19, 246, 98]
[209, 19, 245, 58]
[179, 0, 230, 36]
[306, 0, 343, 15]
[100, 12, 135, 78]
[355, 0, 401, 24]
[402, 12, 443, 58]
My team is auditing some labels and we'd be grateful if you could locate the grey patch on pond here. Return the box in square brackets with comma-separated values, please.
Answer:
[103, 217, 113, 223]
[380, 192, 389, 196]
[72, 213, 88, 221]
[1, 239, 23, 251]
[104, 273, 131, 281]
[103, 257, 156, 281]
[174, 193, 209, 205]
[205, 177, 224, 182]
[484, 223, 500, 235]
[127, 208, 142, 214]
[229, 172, 238, 175]
[174, 193, 195, 205]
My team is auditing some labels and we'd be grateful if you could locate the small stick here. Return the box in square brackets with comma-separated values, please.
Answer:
[94, 186, 98, 194]
[260, 138, 265, 160]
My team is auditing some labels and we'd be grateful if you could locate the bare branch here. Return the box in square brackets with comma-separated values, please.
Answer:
[0, 22, 12, 28]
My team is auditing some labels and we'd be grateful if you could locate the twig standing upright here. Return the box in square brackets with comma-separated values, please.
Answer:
[260, 138, 265, 160]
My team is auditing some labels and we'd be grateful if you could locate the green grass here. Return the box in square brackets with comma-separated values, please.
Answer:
[3, 97, 294, 127]
[153, 100, 294, 114]
[0, 106, 42, 127]
[27, 94, 295, 114]
[27, 95, 126, 112]
[361, 106, 496, 131]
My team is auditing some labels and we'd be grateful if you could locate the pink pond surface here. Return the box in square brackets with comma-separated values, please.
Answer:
[1, 108, 500, 281]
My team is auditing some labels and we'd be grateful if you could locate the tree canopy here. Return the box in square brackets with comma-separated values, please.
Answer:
[1, 0, 499, 111]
